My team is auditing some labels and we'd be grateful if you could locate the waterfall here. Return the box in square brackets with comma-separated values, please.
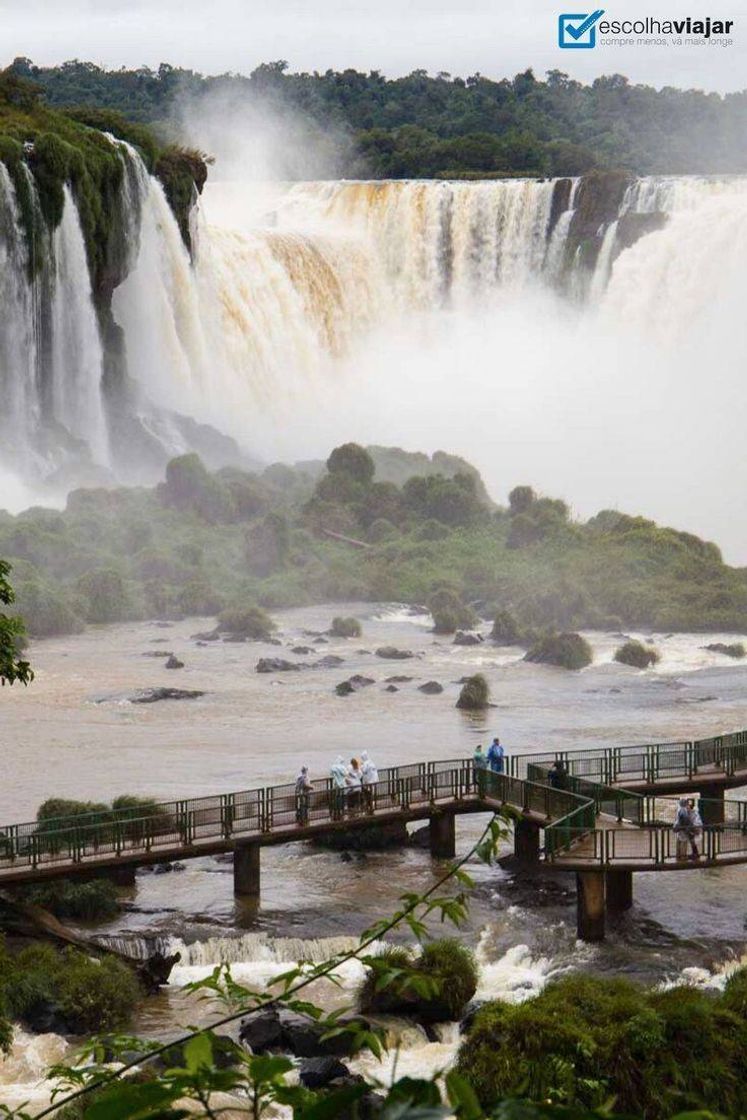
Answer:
[2, 157, 747, 508]
[50, 185, 108, 464]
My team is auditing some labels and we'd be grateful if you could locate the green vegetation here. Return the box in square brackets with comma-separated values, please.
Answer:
[217, 604, 275, 639]
[360, 939, 477, 1022]
[490, 609, 522, 646]
[21, 879, 120, 921]
[0, 67, 206, 292]
[3, 443, 747, 642]
[524, 631, 593, 670]
[457, 971, 747, 1118]
[456, 673, 490, 710]
[12, 57, 747, 177]
[429, 588, 478, 635]
[614, 639, 660, 669]
[330, 616, 362, 638]
[0, 938, 141, 1042]
[0, 559, 32, 685]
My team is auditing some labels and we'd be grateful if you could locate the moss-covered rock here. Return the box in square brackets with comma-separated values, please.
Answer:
[524, 631, 592, 670]
[360, 939, 477, 1023]
[330, 616, 362, 638]
[456, 673, 489, 709]
[614, 639, 660, 668]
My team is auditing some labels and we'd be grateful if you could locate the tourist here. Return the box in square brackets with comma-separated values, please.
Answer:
[548, 760, 567, 791]
[473, 743, 487, 796]
[688, 797, 703, 855]
[346, 757, 363, 814]
[673, 798, 699, 861]
[361, 750, 379, 812]
[295, 765, 313, 825]
[487, 737, 505, 774]
[330, 756, 347, 821]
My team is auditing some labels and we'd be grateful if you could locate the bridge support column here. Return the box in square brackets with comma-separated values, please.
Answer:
[576, 870, 605, 942]
[606, 869, 633, 913]
[234, 842, 260, 897]
[514, 817, 540, 864]
[699, 785, 725, 826]
[429, 812, 456, 859]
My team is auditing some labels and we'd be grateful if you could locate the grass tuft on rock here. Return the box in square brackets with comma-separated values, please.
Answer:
[614, 639, 660, 668]
[360, 939, 477, 1023]
[524, 631, 592, 670]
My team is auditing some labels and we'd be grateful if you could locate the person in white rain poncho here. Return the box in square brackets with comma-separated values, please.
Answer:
[330, 756, 347, 820]
[361, 750, 379, 811]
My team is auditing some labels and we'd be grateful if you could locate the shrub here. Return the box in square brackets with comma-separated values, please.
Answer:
[330, 616, 362, 638]
[1, 943, 141, 1035]
[490, 609, 521, 645]
[327, 443, 376, 486]
[508, 485, 536, 515]
[217, 604, 274, 639]
[160, 453, 233, 523]
[705, 642, 746, 659]
[76, 568, 132, 624]
[428, 589, 478, 634]
[23, 879, 119, 921]
[360, 939, 477, 1023]
[614, 640, 660, 668]
[524, 632, 592, 670]
[456, 673, 489, 710]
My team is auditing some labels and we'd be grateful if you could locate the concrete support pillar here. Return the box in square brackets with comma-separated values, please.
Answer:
[429, 812, 456, 859]
[606, 869, 633, 913]
[234, 842, 260, 897]
[514, 817, 540, 864]
[699, 785, 725, 826]
[576, 870, 606, 942]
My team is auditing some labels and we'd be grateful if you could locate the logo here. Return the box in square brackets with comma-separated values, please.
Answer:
[558, 8, 605, 46]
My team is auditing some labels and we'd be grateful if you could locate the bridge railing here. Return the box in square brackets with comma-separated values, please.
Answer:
[548, 818, 747, 866]
[509, 731, 747, 788]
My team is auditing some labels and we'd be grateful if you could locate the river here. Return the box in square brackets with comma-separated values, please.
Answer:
[2, 603, 747, 1108]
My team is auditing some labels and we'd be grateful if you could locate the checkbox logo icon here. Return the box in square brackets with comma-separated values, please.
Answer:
[558, 9, 605, 47]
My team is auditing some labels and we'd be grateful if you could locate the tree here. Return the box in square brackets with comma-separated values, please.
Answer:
[327, 443, 376, 486]
[508, 486, 536, 515]
[0, 560, 33, 685]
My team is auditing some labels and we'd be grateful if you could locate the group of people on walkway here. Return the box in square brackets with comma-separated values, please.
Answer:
[472, 738, 505, 774]
[294, 752, 380, 824]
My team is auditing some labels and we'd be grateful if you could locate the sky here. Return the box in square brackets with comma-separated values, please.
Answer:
[1, 0, 744, 92]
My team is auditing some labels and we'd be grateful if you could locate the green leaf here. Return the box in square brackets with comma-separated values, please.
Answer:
[85, 1081, 182, 1120]
[182, 1032, 213, 1073]
[444, 1071, 483, 1120]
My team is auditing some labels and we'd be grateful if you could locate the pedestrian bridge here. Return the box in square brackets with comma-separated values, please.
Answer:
[1, 728, 746, 941]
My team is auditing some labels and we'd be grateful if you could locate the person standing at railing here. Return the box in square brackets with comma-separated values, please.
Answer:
[687, 798, 703, 857]
[361, 751, 378, 812]
[330, 757, 347, 821]
[295, 766, 313, 826]
[487, 737, 505, 774]
[673, 798, 700, 861]
[548, 760, 568, 791]
[346, 758, 363, 815]
[473, 744, 488, 797]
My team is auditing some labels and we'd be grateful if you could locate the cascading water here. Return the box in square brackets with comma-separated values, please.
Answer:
[3, 159, 747, 511]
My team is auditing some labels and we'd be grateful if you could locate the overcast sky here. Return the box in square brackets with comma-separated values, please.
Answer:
[1, 0, 744, 92]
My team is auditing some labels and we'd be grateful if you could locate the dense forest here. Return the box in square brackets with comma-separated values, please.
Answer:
[3, 443, 747, 643]
[7, 56, 747, 177]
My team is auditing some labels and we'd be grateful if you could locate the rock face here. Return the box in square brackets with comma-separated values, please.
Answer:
[453, 632, 483, 646]
[165, 655, 184, 669]
[376, 647, 415, 660]
[418, 681, 444, 694]
[256, 658, 302, 673]
[128, 687, 204, 704]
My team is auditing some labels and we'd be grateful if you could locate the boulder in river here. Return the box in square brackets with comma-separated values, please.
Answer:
[128, 688, 204, 704]
[375, 646, 415, 660]
[165, 655, 184, 669]
[453, 631, 484, 646]
[313, 654, 346, 669]
[256, 658, 302, 673]
[385, 675, 413, 683]
[191, 628, 220, 641]
[384, 684, 399, 692]
[299, 1056, 350, 1089]
[240, 1007, 370, 1058]
[142, 650, 173, 658]
[291, 645, 313, 655]
[336, 674, 375, 696]
[418, 680, 444, 694]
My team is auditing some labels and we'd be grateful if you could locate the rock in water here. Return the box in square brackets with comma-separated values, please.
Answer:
[336, 675, 375, 695]
[418, 680, 444, 694]
[299, 1057, 349, 1089]
[165, 655, 184, 669]
[453, 631, 484, 646]
[256, 658, 302, 673]
[375, 646, 415, 660]
[129, 688, 204, 704]
[313, 654, 345, 669]
[191, 628, 220, 641]
[142, 650, 173, 658]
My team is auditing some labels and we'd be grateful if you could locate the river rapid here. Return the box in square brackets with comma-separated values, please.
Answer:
[2, 603, 747, 1108]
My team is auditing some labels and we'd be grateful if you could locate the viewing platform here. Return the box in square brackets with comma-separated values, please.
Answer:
[1, 729, 746, 942]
